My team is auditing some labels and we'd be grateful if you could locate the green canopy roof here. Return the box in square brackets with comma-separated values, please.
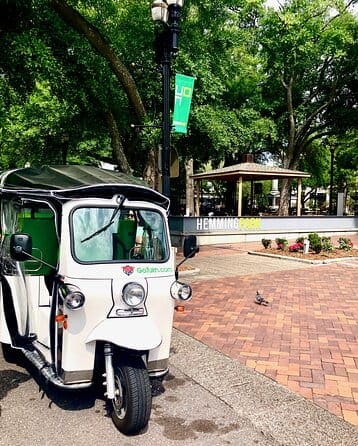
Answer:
[0, 165, 146, 189]
[0, 165, 169, 209]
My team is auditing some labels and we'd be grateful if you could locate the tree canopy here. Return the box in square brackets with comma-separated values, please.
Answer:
[259, 0, 357, 213]
[0, 0, 356, 214]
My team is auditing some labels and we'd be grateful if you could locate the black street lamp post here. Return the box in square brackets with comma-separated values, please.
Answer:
[151, 0, 184, 199]
[161, 34, 171, 199]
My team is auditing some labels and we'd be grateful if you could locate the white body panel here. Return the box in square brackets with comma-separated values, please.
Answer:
[0, 286, 11, 344]
[27, 276, 51, 344]
[56, 198, 176, 376]
[1, 193, 179, 383]
[86, 317, 161, 349]
[4, 274, 28, 337]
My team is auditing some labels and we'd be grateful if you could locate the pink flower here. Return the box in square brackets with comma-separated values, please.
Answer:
[289, 242, 303, 252]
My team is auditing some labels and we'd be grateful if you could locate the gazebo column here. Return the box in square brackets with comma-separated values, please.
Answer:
[237, 176, 243, 216]
[297, 178, 302, 216]
[185, 158, 194, 216]
[195, 180, 201, 216]
[250, 180, 254, 215]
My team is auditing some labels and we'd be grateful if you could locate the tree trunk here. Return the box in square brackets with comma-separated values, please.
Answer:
[278, 75, 296, 216]
[278, 178, 291, 216]
[105, 110, 131, 174]
[50, 0, 159, 189]
[142, 148, 158, 190]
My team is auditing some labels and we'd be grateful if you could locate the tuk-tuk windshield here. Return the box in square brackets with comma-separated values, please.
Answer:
[72, 206, 169, 263]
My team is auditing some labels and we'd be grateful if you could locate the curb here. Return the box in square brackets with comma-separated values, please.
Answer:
[247, 250, 358, 265]
[177, 267, 200, 277]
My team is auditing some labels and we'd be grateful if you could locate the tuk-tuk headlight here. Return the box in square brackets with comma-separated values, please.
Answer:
[170, 281, 192, 302]
[60, 284, 85, 310]
[122, 282, 145, 307]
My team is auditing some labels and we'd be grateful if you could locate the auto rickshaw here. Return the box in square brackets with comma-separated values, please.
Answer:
[0, 165, 197, 435]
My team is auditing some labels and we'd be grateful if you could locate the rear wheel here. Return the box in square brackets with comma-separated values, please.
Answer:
[111, 356, 152, 435]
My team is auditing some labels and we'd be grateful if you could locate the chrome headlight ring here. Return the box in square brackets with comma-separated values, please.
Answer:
[122, 282, 146, 307]
[170, 281, 192, 302]
[59, 284, 85, 310]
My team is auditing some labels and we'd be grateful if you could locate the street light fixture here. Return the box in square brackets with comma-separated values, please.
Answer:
[151, 1, 169, 22]
[151, 0, 184, 199]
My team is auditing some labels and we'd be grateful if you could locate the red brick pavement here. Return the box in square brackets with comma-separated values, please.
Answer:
[174, 261, 358, 425]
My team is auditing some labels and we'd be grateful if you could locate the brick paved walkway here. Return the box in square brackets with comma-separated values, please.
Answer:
[174, 240, 358, 425]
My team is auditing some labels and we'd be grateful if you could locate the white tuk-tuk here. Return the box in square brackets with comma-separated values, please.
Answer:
[0, 165, 197, 435]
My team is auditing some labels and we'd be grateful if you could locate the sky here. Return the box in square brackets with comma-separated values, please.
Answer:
[264, 0, 282, 9]
[264, 0, 358, 14]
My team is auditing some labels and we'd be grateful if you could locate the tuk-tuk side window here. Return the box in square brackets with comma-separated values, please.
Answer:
[71, 207, 168, 263]
[17, 206, 58, 275]
[1, 199, 19, 239]
[0, 199, 20, 273]
[0, 200, 58, 275]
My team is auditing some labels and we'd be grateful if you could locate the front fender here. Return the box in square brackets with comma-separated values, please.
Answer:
[85, 316, 162, 351]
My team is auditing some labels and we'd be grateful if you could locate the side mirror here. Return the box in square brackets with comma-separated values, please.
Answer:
[183, 235, 199, 259]
[10, 233, 32, 261]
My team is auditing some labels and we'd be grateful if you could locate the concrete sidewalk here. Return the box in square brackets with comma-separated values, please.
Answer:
[171, 329, 358, 446]
[175, 236, 358, 429]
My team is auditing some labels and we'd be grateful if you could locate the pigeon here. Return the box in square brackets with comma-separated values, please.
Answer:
[255, 290, 269, 306]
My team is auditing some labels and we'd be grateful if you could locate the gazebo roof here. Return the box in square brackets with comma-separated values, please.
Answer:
[191, 162, 310, 181]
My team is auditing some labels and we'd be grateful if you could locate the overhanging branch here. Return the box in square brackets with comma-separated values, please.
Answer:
[50, 0, 146, 122]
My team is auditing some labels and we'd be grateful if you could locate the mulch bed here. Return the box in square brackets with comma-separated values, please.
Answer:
[257, 247, 358, 261]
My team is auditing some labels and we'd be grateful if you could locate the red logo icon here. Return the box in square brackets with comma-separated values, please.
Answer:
[122, 265, 134, 276]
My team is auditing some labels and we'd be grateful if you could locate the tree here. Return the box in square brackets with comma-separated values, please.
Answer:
[1, 0, 277, 196]
[7, 0, 356, 218]
[50, 0, 149, 176]
[0, 1, 104, 168]
[259, 0, 357, 215]
[174, 0, 276, 166]
[0, 0, 149, 174]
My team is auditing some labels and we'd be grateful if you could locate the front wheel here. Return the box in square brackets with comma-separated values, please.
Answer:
[110, 356, 152, 435]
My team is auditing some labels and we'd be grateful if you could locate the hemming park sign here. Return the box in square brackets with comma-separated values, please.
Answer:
[172, 73, 195, 134]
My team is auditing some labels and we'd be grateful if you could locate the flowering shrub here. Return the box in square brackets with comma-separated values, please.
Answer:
[338, 237, 353, 250]
[289, 242, 304, 252]
[275, 238, 288, 250]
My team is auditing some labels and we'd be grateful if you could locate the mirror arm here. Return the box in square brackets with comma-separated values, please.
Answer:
[15, 247, 57, 271]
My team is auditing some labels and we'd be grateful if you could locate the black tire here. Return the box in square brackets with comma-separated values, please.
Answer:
[1, 342, 22, 363]
[111, 356, 152, 435]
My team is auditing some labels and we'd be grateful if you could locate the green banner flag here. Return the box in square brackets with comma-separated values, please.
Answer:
[172, 74, 195, 134]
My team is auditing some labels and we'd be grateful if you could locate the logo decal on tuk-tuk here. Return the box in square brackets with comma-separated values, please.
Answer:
[136, 266, 173, 274]
[122, 265, 134, 276]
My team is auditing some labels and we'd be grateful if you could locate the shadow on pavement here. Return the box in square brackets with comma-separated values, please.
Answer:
[0, 369, 31, 401]
[5, 356, 100, 411]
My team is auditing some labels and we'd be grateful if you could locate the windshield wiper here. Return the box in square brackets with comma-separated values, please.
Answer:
[81, 196, 125, 243]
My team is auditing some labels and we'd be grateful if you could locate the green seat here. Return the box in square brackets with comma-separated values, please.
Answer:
[18, 210, 58, 275]
[113, 218, 137, 260]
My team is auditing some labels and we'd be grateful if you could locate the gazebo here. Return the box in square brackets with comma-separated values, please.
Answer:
[191, 160, 311, 216]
